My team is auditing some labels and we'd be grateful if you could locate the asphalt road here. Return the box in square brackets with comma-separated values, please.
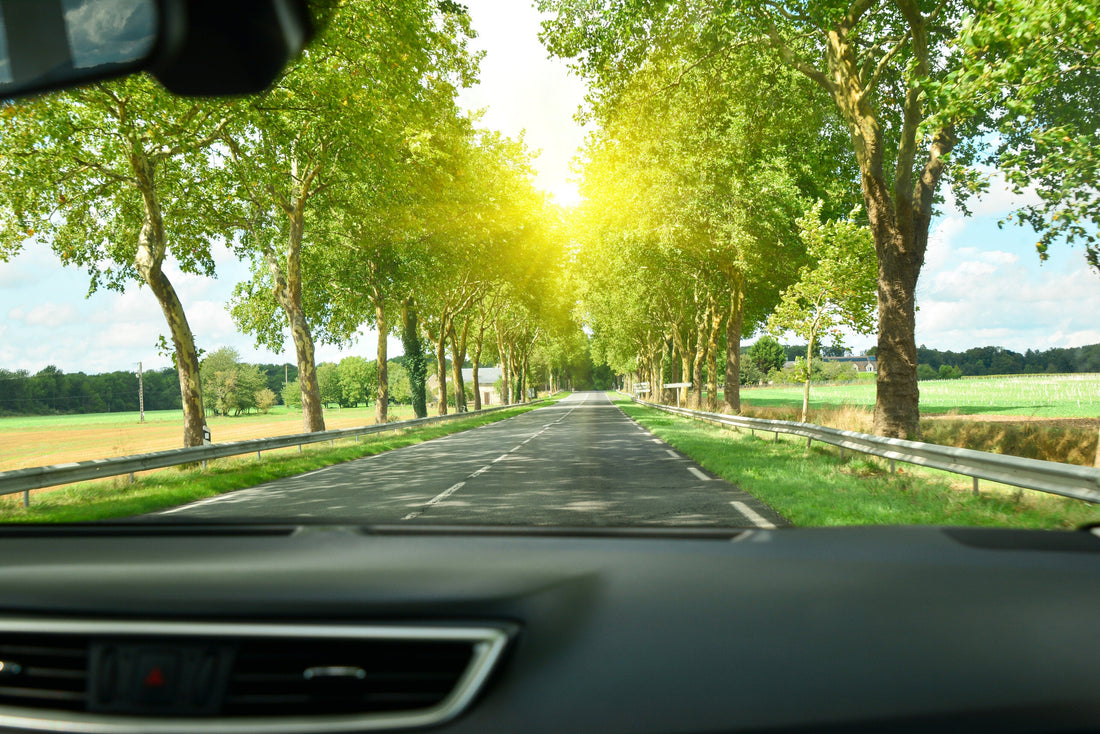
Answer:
[156, 392, 788, 527]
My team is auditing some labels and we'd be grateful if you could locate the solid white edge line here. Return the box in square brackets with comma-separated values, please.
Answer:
[687, 467, 712, 481]
[731, 501, 777, 529]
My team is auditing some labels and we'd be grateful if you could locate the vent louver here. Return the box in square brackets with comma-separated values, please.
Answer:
[224, 636, 475, 716]
[0, 633, 88, 712]
[0, 620, 512, 734]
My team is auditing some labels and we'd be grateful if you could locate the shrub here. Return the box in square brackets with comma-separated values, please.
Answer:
[255, 388, 276, 414]
[939, 364, 963, 380]
[917, 364, 939, 381]
[281, 380, 301, 409]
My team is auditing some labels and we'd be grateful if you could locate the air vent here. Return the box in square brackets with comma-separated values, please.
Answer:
[0, 632, 88, 712]
[0, 619, 513, 734]
[225, 636, 473, 716]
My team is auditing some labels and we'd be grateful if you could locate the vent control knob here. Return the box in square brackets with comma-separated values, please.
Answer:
[303, 666, 367, 680]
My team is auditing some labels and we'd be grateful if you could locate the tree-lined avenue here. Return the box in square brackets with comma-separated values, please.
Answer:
[156, 393, 786, 528]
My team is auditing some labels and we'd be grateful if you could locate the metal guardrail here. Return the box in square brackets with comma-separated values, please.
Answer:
[0, 400, 548, 506]
[632, 398, 1100, 504]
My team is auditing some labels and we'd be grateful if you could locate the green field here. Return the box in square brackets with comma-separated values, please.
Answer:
[0, 404, 413, 431]
[741, 374, 1100, 418]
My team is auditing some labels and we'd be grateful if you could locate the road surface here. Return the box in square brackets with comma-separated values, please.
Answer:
[156, 392, 788, 527]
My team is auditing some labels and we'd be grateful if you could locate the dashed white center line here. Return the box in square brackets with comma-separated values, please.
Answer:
[731, 501, 777, 529]
[403, 481, 466, 520]
[687, 467, 712, 481]
[666, 450, 679, 459]
[651, 438, 662, 444]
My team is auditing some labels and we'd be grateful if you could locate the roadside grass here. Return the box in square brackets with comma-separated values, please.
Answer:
[735, 402, 1099, 467]
[0, 396, 568, 524]
[615, 397, 1100, 529]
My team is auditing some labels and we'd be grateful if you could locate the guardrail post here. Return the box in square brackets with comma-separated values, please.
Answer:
[23, 490, 29, 508]
[298, 445, 303, 454]
[839, 447, 845, 461]
[201, 460, 207, 471]
[889, 459, 896, 474]
[128, 473, 135, 484]
[257, 450, 262, 460]
[774, 432, 779, 442]
[806, 437, 812, 449]
[973, 477, 980, 496]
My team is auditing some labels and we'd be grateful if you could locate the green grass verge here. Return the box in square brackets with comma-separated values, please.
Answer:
[0, 395, 569, 524]
[615, 396, 1100, 529]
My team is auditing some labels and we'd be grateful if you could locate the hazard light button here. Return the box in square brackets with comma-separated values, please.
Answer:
[135, 652, 178, 704]
[89, 642, 234, 715]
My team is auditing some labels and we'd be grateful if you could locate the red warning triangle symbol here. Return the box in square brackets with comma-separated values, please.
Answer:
[143, 667, 166, 687]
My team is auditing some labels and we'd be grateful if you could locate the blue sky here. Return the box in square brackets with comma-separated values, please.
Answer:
[1, 1, 1098, 376]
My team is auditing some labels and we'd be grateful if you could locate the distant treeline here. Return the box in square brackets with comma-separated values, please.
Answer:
[914, 344, 1100, 376]
[778, 342, 1100, 377]
[0, 364, 298, 416]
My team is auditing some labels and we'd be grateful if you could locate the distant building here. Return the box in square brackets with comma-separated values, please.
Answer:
[823, 355, 878, 373]
[426, 367, 504, 407]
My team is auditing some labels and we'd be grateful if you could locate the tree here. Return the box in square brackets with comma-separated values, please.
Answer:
[539, 0, 1100, 438]
[388, 362, 412, 405]
[316, 363, 341, 408]
[0, 76, 230, 445]
[222, 0, 475, 433]
[768, 202, 877, 422]
[401, 299, 429, 417]
[748, 337, 787, 375]
[337, 356, 377, 407]
[200, 347, 266, 416]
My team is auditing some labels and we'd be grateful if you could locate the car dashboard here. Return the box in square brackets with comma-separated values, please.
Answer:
[0, 523, 1098, 734]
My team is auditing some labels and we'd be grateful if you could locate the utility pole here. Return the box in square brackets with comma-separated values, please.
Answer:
[137, 361, 145, 423]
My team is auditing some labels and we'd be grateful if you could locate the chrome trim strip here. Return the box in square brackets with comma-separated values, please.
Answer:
[0, 618, 512, 734]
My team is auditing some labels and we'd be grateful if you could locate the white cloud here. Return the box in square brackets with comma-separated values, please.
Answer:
[23, 303, 81, 328]
[7, 306, 26, 322]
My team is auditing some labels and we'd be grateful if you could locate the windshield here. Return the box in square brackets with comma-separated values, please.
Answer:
[0, 0, 1098, 531]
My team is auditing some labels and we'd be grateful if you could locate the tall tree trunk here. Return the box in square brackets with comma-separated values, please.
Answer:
[400, 298, 427, 418]
[435, 321, 448, 416]
[724, 281, 745, 414]
[375, 297, 388, 424]
[705, 309, 722, 413]
[691, 303, 710, 409]
[872, 227, 922, 437]
[448, 319, 469, 412]
[133, 159, 206, 447]
[802, 331, 815, 423]
[521, 352, 530, 402]
[271, 212, 324, 433]
[496, 327, 510, 406]
[507, 344, 517, 403]
[137, 248, 205, 446]
[471, 322, 485, 410]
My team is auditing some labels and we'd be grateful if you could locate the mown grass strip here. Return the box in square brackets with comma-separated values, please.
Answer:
[0, 396, 569, 524]
[615, 397, 1100, 529]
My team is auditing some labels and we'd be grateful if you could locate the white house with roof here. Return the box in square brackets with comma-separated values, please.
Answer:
[426, 367, 504, 407]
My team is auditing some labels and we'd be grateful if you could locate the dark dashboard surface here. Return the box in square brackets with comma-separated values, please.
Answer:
[0, 524, 1098, 733]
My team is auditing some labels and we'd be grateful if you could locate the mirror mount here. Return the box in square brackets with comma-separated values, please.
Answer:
[0, 0, 312, 101]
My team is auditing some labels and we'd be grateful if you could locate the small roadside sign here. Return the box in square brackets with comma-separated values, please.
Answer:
[663, 382, 692, 389]
[202, 425, 211, 445]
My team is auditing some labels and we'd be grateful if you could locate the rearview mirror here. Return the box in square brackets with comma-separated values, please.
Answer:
[0, 0, 312, 100]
